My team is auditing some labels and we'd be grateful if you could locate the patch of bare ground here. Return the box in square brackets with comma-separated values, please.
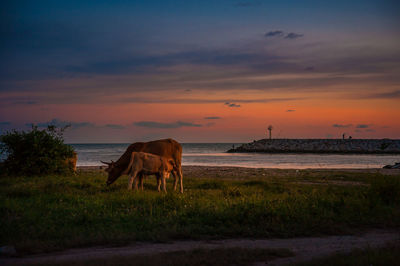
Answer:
[293, 180, 368, 186]
[181, 165, 400, 177]
[1, 230, 398, 265]
[80, 165, 400, 178]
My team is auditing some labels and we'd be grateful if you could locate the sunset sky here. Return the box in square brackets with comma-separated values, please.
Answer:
[1, 0, 399, 143]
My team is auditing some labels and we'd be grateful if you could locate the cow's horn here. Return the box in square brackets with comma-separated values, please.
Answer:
[100, 160, 111, 165]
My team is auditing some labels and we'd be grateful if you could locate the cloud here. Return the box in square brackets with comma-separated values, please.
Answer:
[204, 116, 221, 120]
[286, 109, 296, 112]
[354, 125, 374, 132]
[362, 90, 400, 99]
[5, 37, 399, 102]
[225, 102, 241, 108]
[332, 124, 352, 128]
[285, 32, 304, 39]
[54, 49, 284, 78]
[205, 122, 216, 127]
[105, 124, 125, 129]
[264, 31, 303, 39]
[133, 121, 202, 129]
[35, 118, 94, 129]
[68, 122, 94, 128]
[118, 97, 301, 104]
[356, 124, 369, 128]
[30, 119, 127, 130]
[265, 30, 284, 37]
[0, 122, 12, 134]
[2, 11, 399, 112]
[13, 101, 37, 105]
[35, 119, 69, 128]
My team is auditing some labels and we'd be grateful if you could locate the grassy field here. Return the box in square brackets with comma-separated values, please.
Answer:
[1, 167, 400, 254]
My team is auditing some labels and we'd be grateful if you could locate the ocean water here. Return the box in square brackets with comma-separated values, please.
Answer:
[70, 143, 400, 169]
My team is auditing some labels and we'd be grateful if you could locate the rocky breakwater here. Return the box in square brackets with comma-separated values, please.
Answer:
[228, 139, 400, 154]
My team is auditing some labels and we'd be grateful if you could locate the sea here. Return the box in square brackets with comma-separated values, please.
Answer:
[70, 143, 400, 169]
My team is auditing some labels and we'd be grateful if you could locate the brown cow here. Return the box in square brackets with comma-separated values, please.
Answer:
[65, 152, 77, 172]
[126, 152, 175, 192]
[101, 138, 183, 193]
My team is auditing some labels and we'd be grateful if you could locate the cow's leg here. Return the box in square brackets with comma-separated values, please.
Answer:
[133, 175, 139, 190]
[128, 171, 139, 190]
[162, 175, 167, 193]
[172, 171, 178, 191]
[171, 170, 183, 193]
[156, 174, 161, 192]
[139, 173, 144, 191]
[178, 167, 183, 193]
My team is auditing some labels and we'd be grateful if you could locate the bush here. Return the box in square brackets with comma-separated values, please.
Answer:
[0, 125, 75, 176]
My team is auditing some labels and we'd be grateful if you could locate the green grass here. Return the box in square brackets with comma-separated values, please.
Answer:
[38, 247, 294, 266]
[298, 242, 400, 266]
[1, 169, 400, 254]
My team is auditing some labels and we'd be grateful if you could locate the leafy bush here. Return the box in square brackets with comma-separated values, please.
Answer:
[0, 125, 75, 176]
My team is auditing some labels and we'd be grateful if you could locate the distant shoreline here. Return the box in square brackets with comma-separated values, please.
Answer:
[228, 150, 400, 154]
[228, 138, 400, 154]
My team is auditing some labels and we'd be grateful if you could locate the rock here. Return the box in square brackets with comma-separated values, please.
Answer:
[383, 162, 400, 169]
[229, 139, 400, 154]
[0, 245, 17, 256]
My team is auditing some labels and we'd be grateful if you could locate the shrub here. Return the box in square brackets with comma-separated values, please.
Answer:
[0, 125, 75, 176]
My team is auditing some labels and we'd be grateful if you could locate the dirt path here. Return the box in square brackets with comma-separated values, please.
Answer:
[1, 230, 398, 265]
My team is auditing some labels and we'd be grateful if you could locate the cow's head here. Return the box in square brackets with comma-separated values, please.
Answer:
[161, 159, 176, 179]
[101, 160, 122, 186]
[167, 159, 176, 171]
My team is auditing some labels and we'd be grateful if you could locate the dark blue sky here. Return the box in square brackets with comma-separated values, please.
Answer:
[1, 0, 399, 142]
[1, 0, 399, 80]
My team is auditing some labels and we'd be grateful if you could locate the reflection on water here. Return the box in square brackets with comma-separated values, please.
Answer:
[182, 153, 400, 169]
[70, 143, 400, 169]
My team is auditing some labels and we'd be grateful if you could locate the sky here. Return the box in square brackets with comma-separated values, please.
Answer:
[0, 0, 399, 143]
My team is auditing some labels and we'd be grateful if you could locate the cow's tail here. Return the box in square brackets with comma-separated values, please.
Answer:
[175, 144, 183, 171]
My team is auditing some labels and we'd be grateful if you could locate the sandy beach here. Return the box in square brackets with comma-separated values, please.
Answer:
[80, 165, 400, 177]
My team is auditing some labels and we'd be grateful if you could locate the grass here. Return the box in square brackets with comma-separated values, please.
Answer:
[1, 168, 400, 254]
[38, 247, 294, 266]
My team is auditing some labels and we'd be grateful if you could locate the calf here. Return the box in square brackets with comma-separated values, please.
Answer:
[125, 152, 175, 192]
